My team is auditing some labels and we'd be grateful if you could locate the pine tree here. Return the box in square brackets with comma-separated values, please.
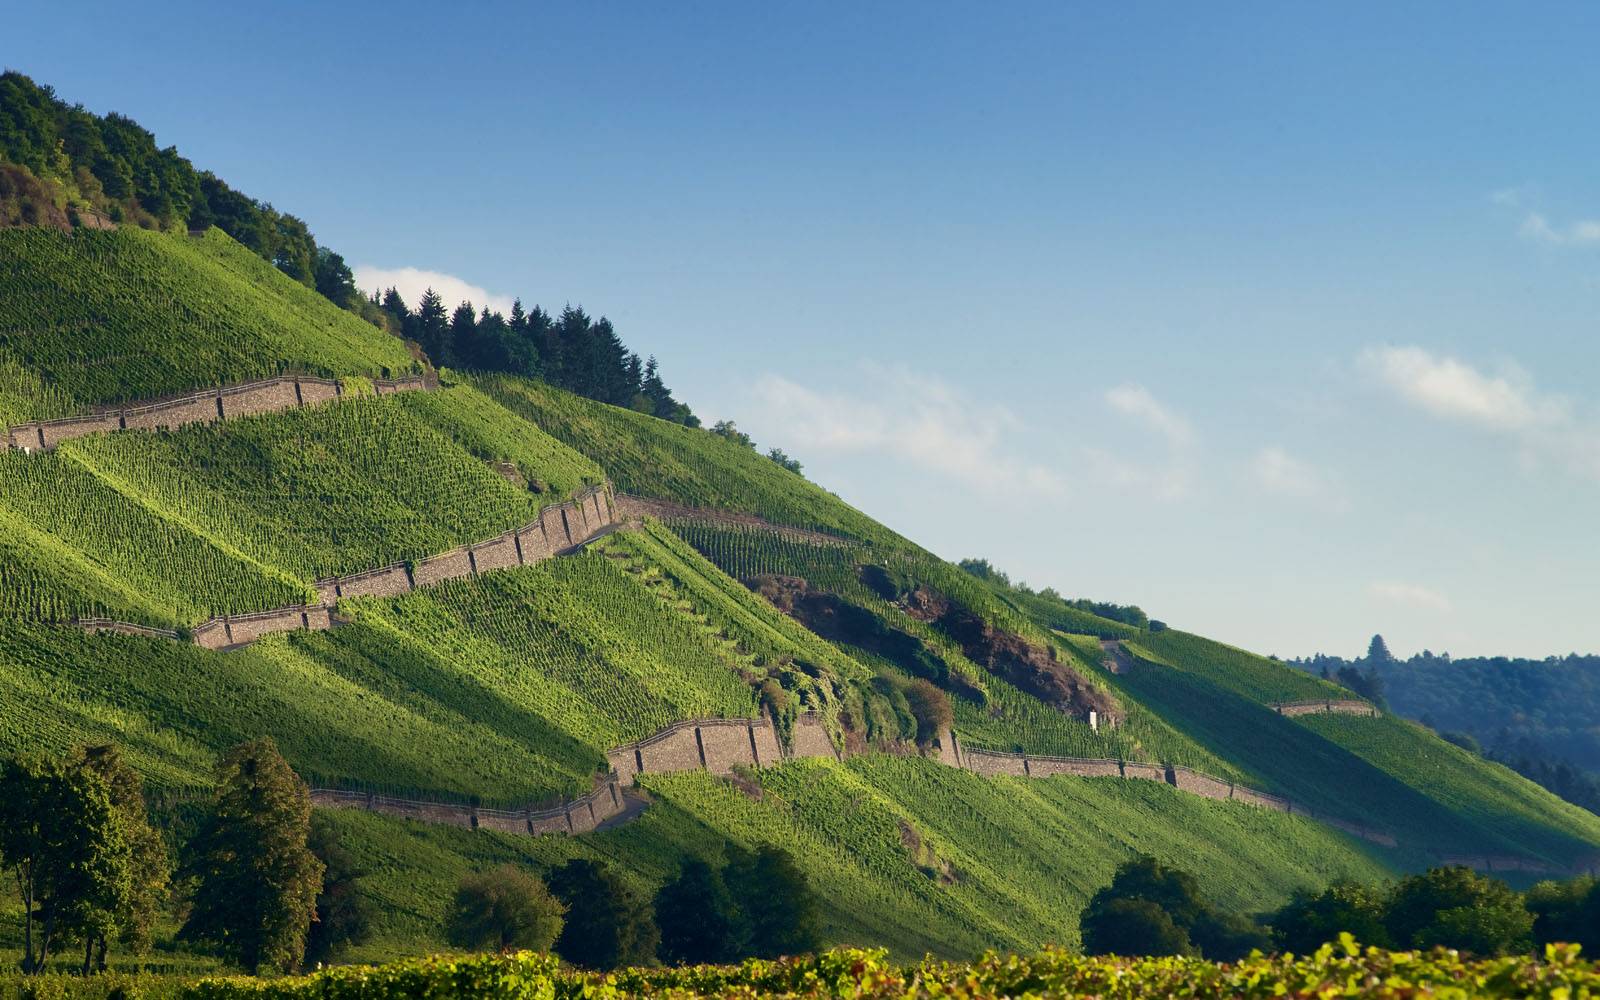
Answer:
[1367, 634, 1395, 665]
[449, 301, 479, 369]
[414, 289, 450, 367]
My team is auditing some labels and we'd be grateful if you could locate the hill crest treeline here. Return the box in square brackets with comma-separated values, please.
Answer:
[0, 70, 697, 425]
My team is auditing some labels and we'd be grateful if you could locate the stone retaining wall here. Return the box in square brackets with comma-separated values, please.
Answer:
[1273, 699, 1379, 718]
[2, 374, 426, 454]
[73, 484, 618, 651]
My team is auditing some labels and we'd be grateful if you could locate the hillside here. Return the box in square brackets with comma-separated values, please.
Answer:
[1, 219, 1598, 967]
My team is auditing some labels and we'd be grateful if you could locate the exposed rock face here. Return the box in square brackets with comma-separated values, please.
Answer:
[903, 586, 1121, 722]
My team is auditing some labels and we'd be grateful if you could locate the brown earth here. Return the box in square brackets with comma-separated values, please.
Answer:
[904, 586, 1121, 722]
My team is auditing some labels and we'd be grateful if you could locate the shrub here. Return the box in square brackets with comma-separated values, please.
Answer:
[446, 865, 565, 953]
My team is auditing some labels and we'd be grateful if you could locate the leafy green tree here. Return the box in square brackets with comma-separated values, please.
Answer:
[1385, 866, 1532, 956]
[0, 754, 129, 974]
[303, 816, 374, 966]
[654, 859, 739, 965]
[446, 865, 565, 953]
[710, 421, 756, 449]
[180, 739, 324, 973]
[449, 301, 478, 370]
[1526, 877, 1599, 951]
[723, 846, 821, 959]
[547, 859, 658, 969]
[68, 745, 170, 973]
[1271, 881, 1392, 953]
[313, 249, 357, 308]
[1080, 855, 1264, 960]
[766, 448, 803, 475]
[1081, 898, 1193, 957]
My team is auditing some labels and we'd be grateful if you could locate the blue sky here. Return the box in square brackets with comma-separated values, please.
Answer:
[15, 3, 1600, 657]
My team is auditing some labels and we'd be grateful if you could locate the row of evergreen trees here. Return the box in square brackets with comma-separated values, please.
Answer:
[372, 290, 697, 425]
[0, 71, 699, 426]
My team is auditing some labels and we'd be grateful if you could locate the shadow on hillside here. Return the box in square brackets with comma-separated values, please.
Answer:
[1113, 657, 1546, 860]
[300, 623, 601, 803]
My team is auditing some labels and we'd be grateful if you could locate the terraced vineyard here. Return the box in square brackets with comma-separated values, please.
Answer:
[0, 227, 417, 422]
[311, 755, 1394, 962]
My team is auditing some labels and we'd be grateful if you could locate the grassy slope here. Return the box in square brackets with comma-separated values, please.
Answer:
[0, 227, 417, 422]
[324, 755, 1394, 963]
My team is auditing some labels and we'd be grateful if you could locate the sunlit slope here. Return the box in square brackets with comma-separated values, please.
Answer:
[0, 387, 603, 625]
[317, 756, 1395, 963]
[0, 227, 417, 422]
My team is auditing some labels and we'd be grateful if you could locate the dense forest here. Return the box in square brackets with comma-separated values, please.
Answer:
[0, 71, 696, 425]
[1292, 637, 1600, 815]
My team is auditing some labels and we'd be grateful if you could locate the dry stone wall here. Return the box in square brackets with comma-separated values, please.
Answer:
[2, 374, 428, 454]
[1272, 699, 1379, 718]
[73, 483, 618, 651]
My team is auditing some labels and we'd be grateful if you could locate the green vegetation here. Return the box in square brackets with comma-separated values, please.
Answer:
[477, 375, 889, 540]
[310, 756, 1391, 962]
[1127, 630, 1348, 706]
[1299, 714, 1600, 869]
[182, 740, 323, 974]
[156, 941, 1600, 1000]
[0, 228, 415, 421]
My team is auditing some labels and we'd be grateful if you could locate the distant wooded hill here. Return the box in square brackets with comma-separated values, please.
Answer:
[1291, 640, 1600, 814]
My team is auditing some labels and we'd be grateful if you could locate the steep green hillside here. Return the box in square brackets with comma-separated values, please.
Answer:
[320, 756, 1395, 962]
[0, 227, 417, 422]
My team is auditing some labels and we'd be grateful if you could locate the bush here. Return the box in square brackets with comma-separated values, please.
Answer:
[1081, 898, 1194, 957]
[546, 859, 658, 970]
[1271, 881, 1392, 954]
[1385, 867, 1532, 956]
[446, 865, 565, 953]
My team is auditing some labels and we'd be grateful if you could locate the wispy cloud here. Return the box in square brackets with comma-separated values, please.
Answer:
[1359, 345, 1567, 431]
[1360, 344, 1600, 482]
[1105, 383, 1194, 448]
[1518, 212, 1600, 246]
[1368, 580, 1452, 613]
[1249, 447, 1349, 513]
[745, 368, 1069, 501]
[1084, 384, 1199, 501]
[353, 265, 517, 316]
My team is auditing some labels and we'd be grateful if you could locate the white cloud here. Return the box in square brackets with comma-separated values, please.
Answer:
[1518, 212, 1600, 246]
[353, 265, 517, 316]
[1249, 447, 1349, 513]
[1359, 345, 1567, 431]
[1368, 580, 1452, 613]
[1361, 344, 1600, 484]
[1105, 383, 1194, 448]
[744, 368, 1069, 501]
